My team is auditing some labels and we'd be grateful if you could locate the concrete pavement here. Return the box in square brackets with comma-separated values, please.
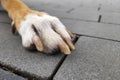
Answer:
[0, 0, 120, 80]
[0, 68, 26, 80]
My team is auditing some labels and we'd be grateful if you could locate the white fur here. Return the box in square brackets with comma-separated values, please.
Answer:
[19, 14, 71, 53]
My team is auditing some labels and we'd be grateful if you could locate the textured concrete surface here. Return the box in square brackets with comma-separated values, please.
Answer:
[0, 0, 120, 79]
[21, 0, 82, 9]
[54, 37, 120, 80]
[21, 0, 99, 22]
[99, 0, 120, 12]
[39, 7, 99, 22]
[0, 68, 26, 80]
[69, 8, 99, 21]
[0, 7, 3, 11]
[22, 0, 120, 13]
[39, 9, 99, 22]
[61, 19, 120, 41]
[0, 12, 11, 23]
[0, 23, 64, 79]
[101, 12, 120, 24]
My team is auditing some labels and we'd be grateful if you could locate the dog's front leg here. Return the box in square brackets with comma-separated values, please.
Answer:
[1, 0, 75, 54]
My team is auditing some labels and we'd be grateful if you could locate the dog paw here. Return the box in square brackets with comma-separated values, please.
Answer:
[14, 13, 75, 54]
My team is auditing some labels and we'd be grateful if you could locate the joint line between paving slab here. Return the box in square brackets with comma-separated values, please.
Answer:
[61, 17, 98, 23]
[0, 60, 48, 80]
[97, 6, 101, 11]
[76, 33, 120, 43]
[49, 34, 80, 80]
[98, 15, 102, 22]
[66, 8, 75, 13]
[61, 17, 120, 26]
[0, 34, 80, 80]
[100, 21, 120, 25]
[0, 22, 11, 24]
[49, 55, 67, 80]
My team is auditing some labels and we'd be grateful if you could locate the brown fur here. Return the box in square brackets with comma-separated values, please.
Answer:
[1, 0, 45, 30]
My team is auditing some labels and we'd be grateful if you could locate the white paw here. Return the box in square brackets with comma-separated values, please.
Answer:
[18, 14, 75, 54]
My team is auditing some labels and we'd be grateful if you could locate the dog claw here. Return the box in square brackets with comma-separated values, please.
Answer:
[68, 30, 74, 38]
[59, 43, 71, 55]
[11, 22, 18, 35]
[32, 36, 44, 52]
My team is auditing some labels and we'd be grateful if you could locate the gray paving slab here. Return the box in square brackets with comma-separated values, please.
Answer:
[0, 23, 64, 79]
[75, 0, 120, 13]
[75, 0, 100, 8]
[0, 68, 26, 80]
[0, 1, 99, 24]
[21, 0, 81, 9]
[60, 19, 120, 41]
[0, 0, 102, 29]
[69, 8, 99, 21]
[100, 12, 120, 24]
[21, 0, 72, 12]
[0, 7, 3, 11]
[54, 37, 120, 80]
[105, 57, 120, 80]
[21, 0, 99, 22]
[100, 0, 120, 13]
[2, 0, 120, 13]
[0, 12, 11, 23]
[46, 8, 99, 22]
